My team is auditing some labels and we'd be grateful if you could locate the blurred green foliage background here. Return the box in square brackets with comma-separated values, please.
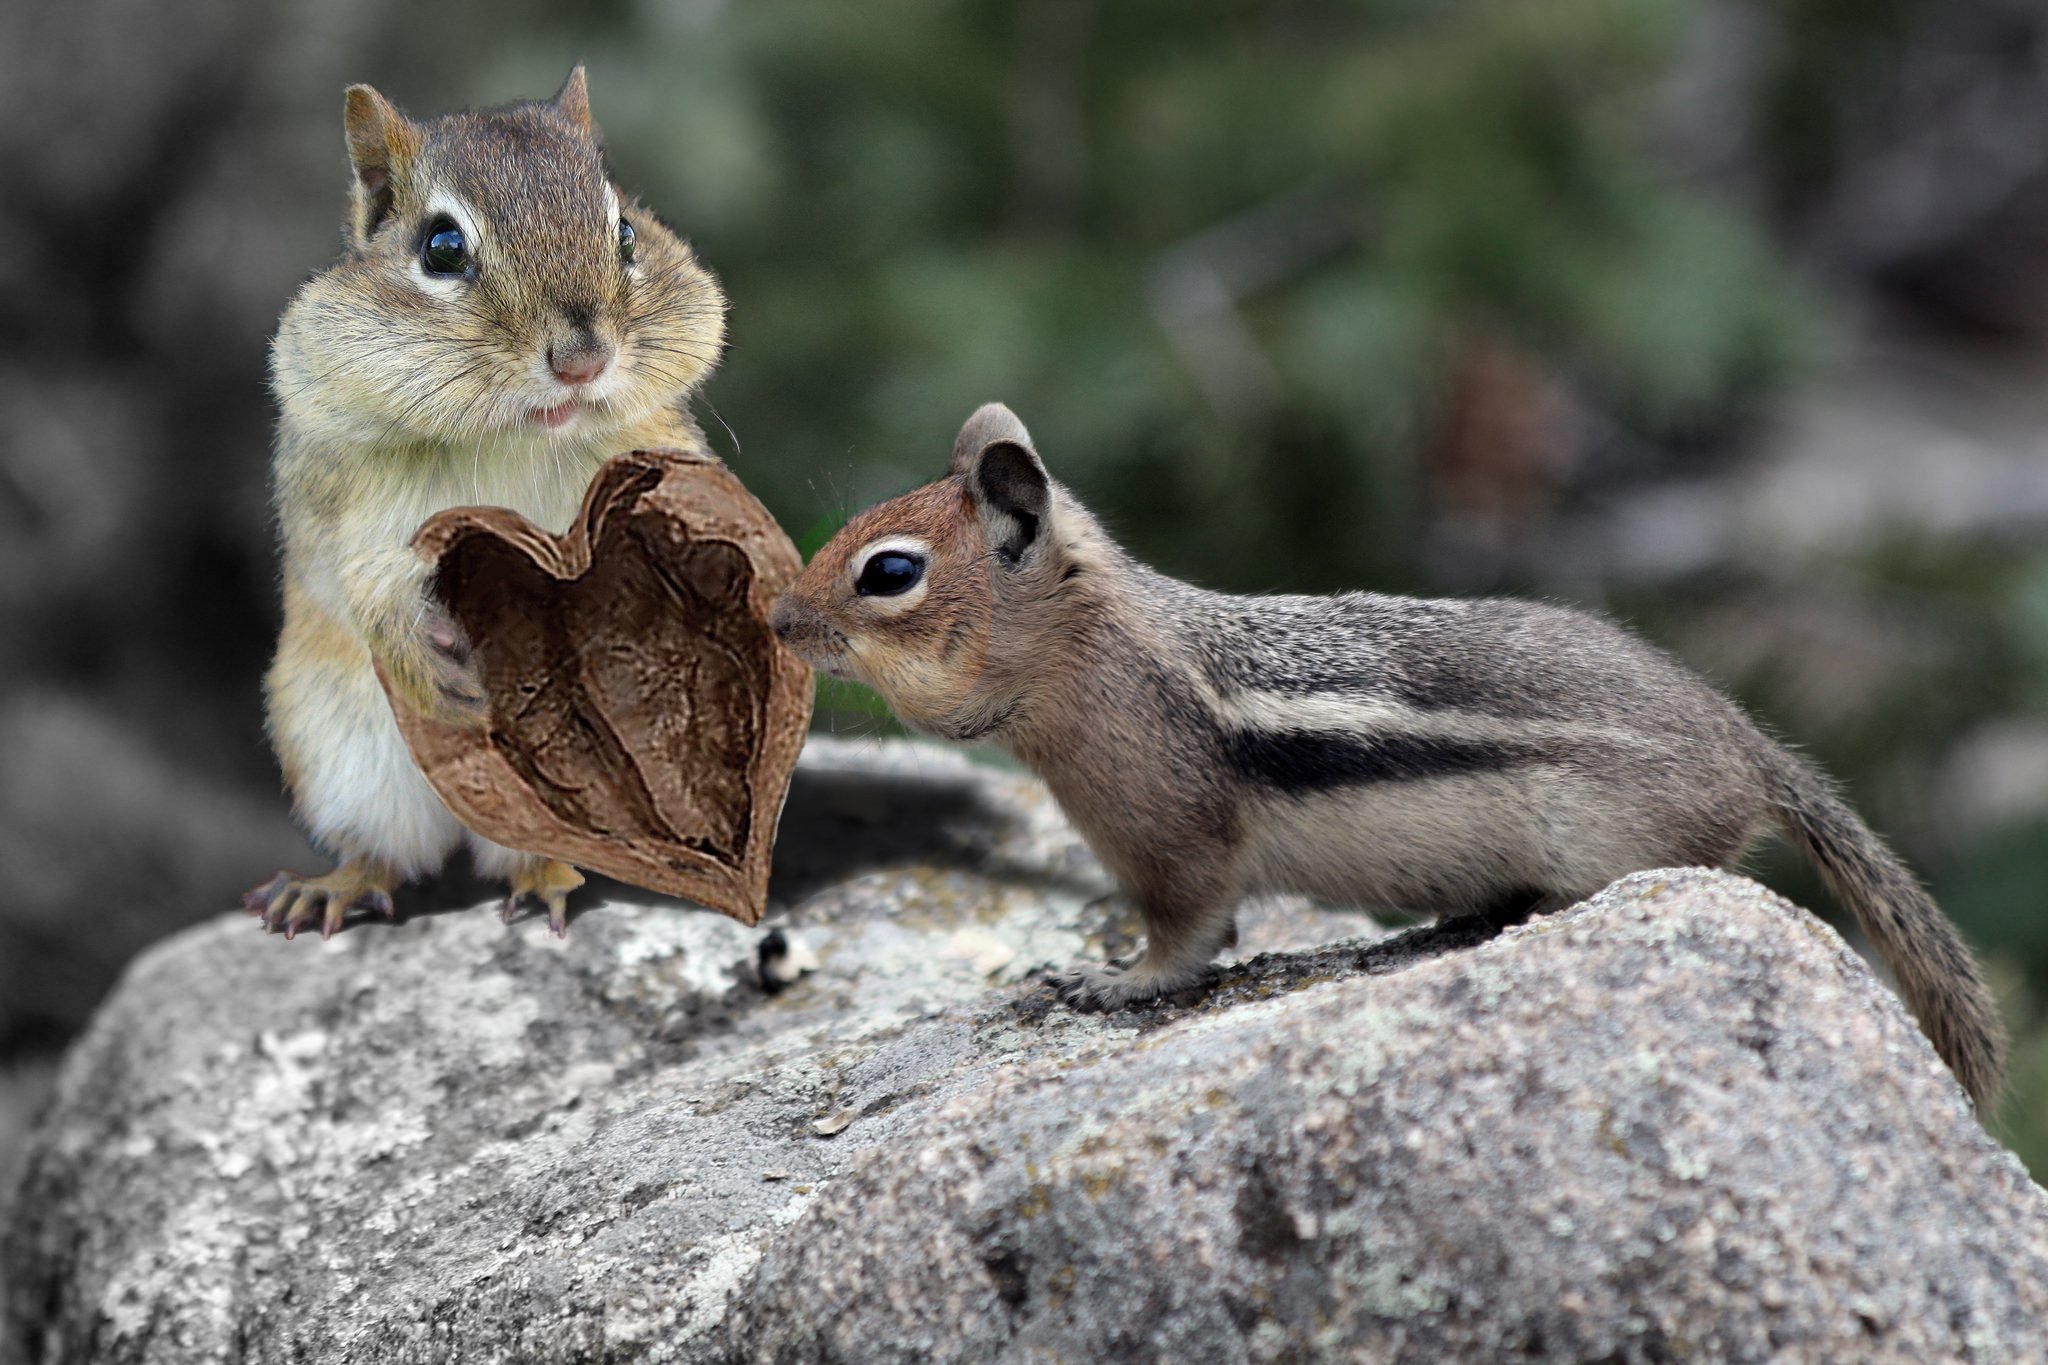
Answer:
[3, 0, 2047, 1174]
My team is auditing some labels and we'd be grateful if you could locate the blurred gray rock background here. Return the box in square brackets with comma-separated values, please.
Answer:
[4, 0, 2048, 1195]
[5, 742, 2044, 1363]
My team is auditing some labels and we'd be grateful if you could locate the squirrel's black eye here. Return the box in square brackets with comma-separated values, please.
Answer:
[856, 551, 925, 597]
[420, 218, 469, 277]
[618, 217, 636, 264]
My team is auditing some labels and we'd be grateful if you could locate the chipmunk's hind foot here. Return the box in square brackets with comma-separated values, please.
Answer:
[244, 860, 399, 940]
[499, 858, 585, 937]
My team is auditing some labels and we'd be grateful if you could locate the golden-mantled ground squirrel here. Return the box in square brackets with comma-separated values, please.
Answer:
[246, 69, 726, 938]
[772, 403, 2008, 1109]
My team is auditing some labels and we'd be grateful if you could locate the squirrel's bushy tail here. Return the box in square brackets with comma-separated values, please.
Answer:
[1762, 747, 2006, 1111]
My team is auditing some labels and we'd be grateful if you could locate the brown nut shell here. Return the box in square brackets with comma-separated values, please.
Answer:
[384, 449, 813, 925]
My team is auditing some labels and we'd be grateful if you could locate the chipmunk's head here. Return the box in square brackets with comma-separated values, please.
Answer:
[773, 403, 1097, 741]
[274, 68, 724, 452]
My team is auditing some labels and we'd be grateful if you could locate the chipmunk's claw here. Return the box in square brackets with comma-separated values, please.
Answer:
[498, 890, 574, 937]
[501, 859, 584, 937]
[1048, 960, 1215, 1012]
[243, 873, 288, 917]
[1048, 961, 1146, 1012]
[245, 863, 400, 941]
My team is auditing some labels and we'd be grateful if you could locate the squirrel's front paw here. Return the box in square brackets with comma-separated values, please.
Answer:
[411, 600, 489, 727]
[1049, 958, 1220, 1012]
[1049, 961, 1160, 1012]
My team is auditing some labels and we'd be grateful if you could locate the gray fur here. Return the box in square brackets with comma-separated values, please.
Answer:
[786, 404, 2009, 1111]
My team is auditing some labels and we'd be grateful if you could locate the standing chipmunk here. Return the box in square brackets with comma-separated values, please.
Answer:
[771, 403, 2008, 1110]
[246, 69, 726, 938]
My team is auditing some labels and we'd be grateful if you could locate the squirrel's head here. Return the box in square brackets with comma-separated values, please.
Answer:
[274, 68, 724, 451]
[773, 403, 1105, 741]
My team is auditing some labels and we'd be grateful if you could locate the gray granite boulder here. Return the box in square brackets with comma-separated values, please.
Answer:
[4, 738, 2045, 1363]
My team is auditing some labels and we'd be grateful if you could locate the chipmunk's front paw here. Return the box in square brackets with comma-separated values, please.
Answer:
[418, 601, 489, 728]
[1050, 957, 1222, 1012]
[244, 861, 398, 940]
[1049, 961, 1162, 1012]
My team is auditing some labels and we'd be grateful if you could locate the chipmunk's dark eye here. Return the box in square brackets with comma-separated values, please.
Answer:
[420, 218, 469, 277]
[618, 217, 636, 264]
[856, 551, 925, 597]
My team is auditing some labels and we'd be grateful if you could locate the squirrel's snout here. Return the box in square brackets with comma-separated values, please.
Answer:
[547, 339, 613, 386]
[770, 597, 841, 669]
[769, 596, 807, 643]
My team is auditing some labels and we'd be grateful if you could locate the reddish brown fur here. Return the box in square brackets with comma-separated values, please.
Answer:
[777, 479, 998, 735]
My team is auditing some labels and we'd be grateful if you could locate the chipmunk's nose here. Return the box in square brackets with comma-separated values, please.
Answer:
[771, 596, 836, 652]
[548, 339, 612, 386]
[769, 596, 804, 642]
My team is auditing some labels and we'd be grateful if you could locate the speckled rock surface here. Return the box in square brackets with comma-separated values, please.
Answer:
[5, 739, 2046, 1364]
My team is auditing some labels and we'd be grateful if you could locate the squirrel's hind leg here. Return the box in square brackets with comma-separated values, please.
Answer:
[264, 589, 469, 940]
[472, 835, 585, 938]
[244, 859, 400, 940]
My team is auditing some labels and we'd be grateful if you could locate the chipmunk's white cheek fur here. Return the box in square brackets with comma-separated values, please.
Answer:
[842, 639, 909, 696]
[844, 642, 965, 726]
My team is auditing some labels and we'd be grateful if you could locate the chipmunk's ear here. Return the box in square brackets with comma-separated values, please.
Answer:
[956, 404, 1050, 566]
[951, 402, 1035, 475]
[553, 65, 594, 133]
[342, 84, 421, 246]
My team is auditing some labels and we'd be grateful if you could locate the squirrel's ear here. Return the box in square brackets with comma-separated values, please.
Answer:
[958, 406, 1051, 566]
[554, 66, 593, 133]
[951, 402, 1035, 476]
[342, 84, 420, 246]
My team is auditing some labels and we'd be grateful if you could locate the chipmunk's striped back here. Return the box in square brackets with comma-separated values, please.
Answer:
[773, 403, 2007, 1111]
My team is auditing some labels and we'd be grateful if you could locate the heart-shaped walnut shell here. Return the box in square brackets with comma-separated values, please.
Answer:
[386, 449, 813, 925]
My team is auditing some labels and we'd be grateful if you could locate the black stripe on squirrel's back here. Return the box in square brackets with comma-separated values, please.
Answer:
[1221, 727, 1529, 793]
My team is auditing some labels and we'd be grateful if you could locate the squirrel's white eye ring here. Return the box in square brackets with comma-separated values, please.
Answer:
[856, 551, 925, 597]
